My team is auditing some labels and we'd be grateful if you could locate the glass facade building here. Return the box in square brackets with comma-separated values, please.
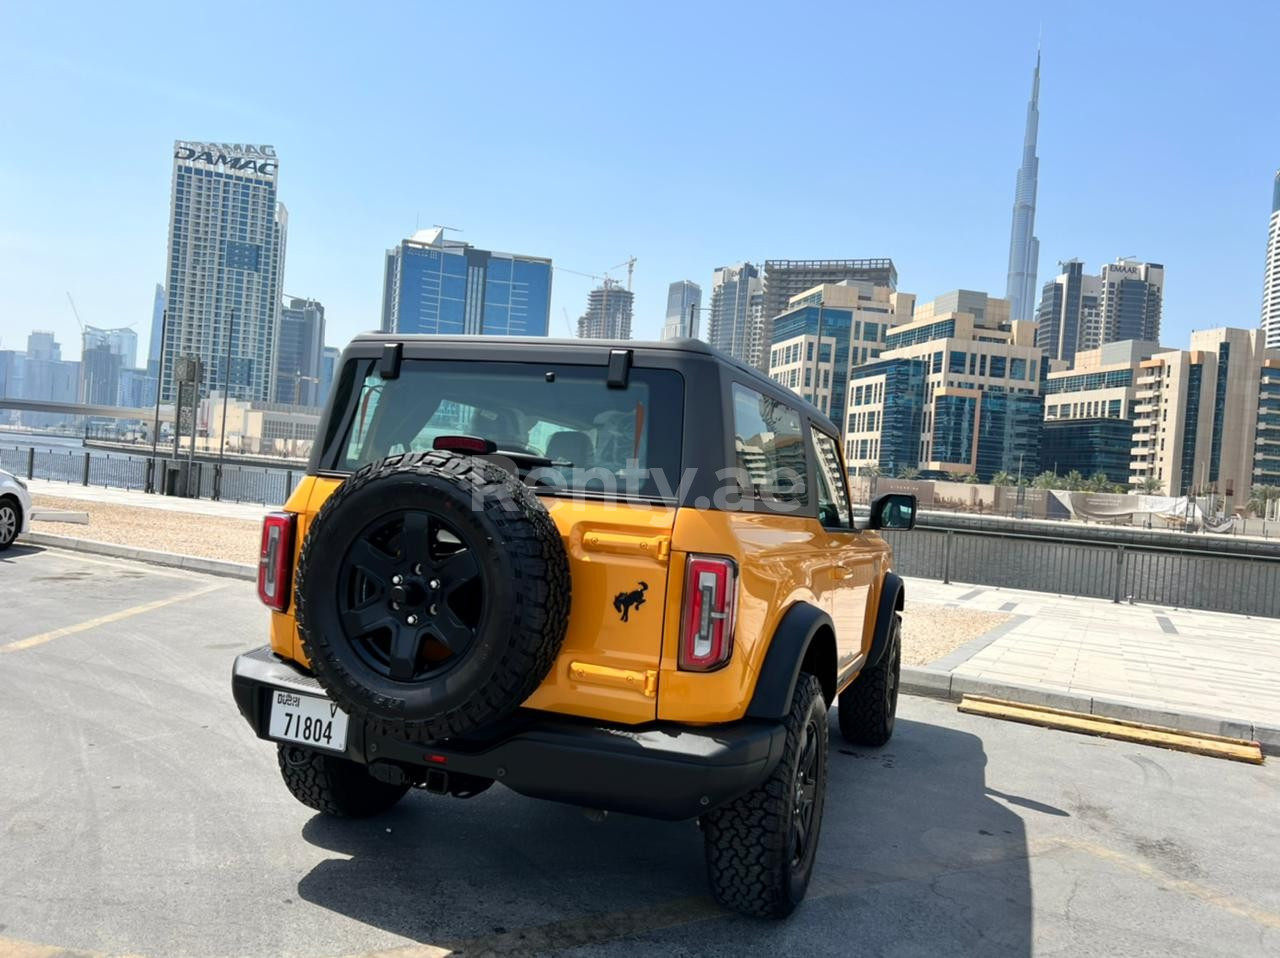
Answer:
[1040, 418, 1132, 484]
[381, 228, 551, 337]
[161, 142, 287, 403]
[1005, 53, 1041, 323]
[273, 297, 326, 406]
[707, 263, 762, 364]
[1255, 362, 1280, 486]
[662, 280, 702, 341]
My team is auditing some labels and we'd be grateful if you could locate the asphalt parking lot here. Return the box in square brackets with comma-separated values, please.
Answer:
[2, 544, 1279, 958]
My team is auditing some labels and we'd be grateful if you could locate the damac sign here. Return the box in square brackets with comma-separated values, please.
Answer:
[173, 142, 277, 177]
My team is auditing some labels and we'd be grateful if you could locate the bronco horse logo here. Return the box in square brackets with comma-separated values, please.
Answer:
[613, 581, 649, 622]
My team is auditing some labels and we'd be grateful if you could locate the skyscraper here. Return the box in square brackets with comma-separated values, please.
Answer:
[577, 280, 633, 339]
[1035, 260, 1100, 365]
[79, 327, 137, 405]
[1261, 170, 1280, 349]
[760, 260, 897, 369]
[1098, 259, 1164, 346]
[146, 283, 165, 380]
[707, 263, 763, 363]
[273, 297, 326, 406]
[160, 141, 287, 403]
[661, 280, 702, 341]
[1005, 52, 1042, 323]
[381, 228, 552, 336]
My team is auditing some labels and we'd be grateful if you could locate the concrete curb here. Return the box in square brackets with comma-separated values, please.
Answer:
[902, 665, 1280, 757]
[20, 531, 256, 582]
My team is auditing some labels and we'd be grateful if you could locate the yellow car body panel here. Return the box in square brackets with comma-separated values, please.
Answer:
[270, 476, 679, 724]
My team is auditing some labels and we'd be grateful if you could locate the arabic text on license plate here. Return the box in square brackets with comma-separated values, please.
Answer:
[268, 690, 349, 752]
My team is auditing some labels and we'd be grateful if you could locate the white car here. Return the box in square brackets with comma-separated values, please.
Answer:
[0, 468, 32, 551]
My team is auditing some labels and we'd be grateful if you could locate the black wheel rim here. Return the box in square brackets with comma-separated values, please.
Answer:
[790, 716, 821, 868]
[336, 508, 486, 683]
[0, 505, 14, 543]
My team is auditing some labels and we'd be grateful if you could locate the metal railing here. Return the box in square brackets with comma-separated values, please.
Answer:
[1, 442, 293, 507]
[884, 525, 1280, 618]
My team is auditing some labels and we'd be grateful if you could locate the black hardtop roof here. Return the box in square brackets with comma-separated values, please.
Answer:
[345, 332, 840, 435]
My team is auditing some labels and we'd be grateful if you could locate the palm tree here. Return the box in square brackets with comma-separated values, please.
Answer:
[1085, 472, 1112, 492]
[991, 471, 1014, 487]
[946, 470, 969, 483]
[963, 473, 981, 485]
[897, 466, 920, 480]
[1032, 470, 1059, 490]
[1137, 476, 1163, 495]
[1063, 470, 1086, 491]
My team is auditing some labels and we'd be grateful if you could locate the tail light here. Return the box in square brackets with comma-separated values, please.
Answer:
[258, 512, 296, 611]
[679, 554, 738, 671]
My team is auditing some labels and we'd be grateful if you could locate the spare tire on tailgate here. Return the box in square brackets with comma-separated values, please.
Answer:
[295, 451, 570, 742]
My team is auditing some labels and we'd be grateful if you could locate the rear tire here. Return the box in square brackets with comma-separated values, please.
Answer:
[277, 744, 409, 818]
[838, 613, 901, 746]
[701, 673, 828, 918]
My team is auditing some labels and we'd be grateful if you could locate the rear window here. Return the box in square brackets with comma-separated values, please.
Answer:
[324, 359, 684, 500]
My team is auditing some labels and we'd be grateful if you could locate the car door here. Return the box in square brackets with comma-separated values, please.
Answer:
[810, 427, 876, 673]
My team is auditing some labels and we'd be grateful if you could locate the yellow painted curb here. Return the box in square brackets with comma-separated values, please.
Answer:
[957, 695, 1265, 765]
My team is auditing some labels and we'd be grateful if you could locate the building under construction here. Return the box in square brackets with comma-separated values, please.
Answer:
[577, 279, 634, 340]
[760, 259, 897, 367]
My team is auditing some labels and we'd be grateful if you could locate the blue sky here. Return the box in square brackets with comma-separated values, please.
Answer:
[2, 1, 1278, 360]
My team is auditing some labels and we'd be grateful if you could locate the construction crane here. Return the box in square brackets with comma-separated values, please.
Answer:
[606, 257, 637, 291]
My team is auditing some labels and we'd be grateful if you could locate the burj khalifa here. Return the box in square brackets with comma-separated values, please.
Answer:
[1005, 52, 1041, 323]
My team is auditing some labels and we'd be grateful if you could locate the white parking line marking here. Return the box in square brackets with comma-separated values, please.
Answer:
[0, 582, 227, 653]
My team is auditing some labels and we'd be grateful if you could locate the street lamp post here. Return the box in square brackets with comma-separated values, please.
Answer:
[216, 307, 237, 500]
[148, 308, 167, 493]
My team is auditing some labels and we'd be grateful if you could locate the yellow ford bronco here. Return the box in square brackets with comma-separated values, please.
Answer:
[232, 334, 915, 918]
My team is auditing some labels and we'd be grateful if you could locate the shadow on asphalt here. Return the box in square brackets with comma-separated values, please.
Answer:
[297, 714, 1038, 954]
[1, 543, 45, 563]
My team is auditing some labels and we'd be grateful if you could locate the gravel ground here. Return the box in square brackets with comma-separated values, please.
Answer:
[29, 494, 261, 565]
[900, 603, 1011, 666]
[27, 493, 1009, 666]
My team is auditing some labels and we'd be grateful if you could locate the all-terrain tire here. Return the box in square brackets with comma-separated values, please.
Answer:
[701, 673, 828, 918]
[277, 744, 409, 817]
[837, 612, 901, 746]
[295, 451, 571, 743]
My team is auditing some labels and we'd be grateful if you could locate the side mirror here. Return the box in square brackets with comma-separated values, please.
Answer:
[869, 493, 917, 531]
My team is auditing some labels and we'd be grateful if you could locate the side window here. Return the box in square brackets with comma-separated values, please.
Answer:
[731, 383, 808, 505]
[811, 428, 851, 528]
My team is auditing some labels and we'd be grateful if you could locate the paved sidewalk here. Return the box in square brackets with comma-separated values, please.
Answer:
[26, 478, 272, 521]
[904, 577, 1280, 733]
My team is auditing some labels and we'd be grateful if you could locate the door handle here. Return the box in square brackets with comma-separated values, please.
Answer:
[833, 565, 853, 580]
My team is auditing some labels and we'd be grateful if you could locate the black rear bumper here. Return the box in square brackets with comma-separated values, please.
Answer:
[232, 646, 787, 821]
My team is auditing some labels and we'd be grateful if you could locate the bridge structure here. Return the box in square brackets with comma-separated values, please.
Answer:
[0, 398, 175, 423]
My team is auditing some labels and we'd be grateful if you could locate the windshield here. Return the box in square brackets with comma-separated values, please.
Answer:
[325, 358, 684, 499]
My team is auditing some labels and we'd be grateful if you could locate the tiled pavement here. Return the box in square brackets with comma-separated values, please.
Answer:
[905, 577, 1280, 730]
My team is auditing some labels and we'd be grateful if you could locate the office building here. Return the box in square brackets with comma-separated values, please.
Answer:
[1043, 339, 1161, 424]
[1005, 52, 1042, 323]
[847, 291, 1043, 481]
[1255, 358, 1280, 487]
[706, 263, 762, 363]
[146, 284, 165, 379]
[273, 297, 326, 406]
[1098, 259, 1164, 346]
[320, 346, 341, 404]
[1040, 419, 1134, 485]
[761, 259, 897, 369]
[661, 280, 702, 341]
[18, 332, 79, 428]
[1035, 259, 1163, 363]
[381, 227, 552, 336]
[577, 280, 633, 339]
[117, 367, 157, 409]
[767, 281, 914, 426]
[79, 327, 138, 406]
[161, 141, 288, 404]
[1129, 328, 1279, 504]
[1035, 260, 1100, 365]
[1261, 171, 1280, 349]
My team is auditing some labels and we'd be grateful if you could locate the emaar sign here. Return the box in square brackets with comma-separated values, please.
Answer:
[173, 142, 277, 177]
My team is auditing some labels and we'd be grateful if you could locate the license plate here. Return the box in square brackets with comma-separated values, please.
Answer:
[268, 689, 349, 753]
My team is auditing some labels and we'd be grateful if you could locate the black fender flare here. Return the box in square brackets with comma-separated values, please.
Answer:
[745, 602, 837, 720]
[866, 572, 905, 669]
